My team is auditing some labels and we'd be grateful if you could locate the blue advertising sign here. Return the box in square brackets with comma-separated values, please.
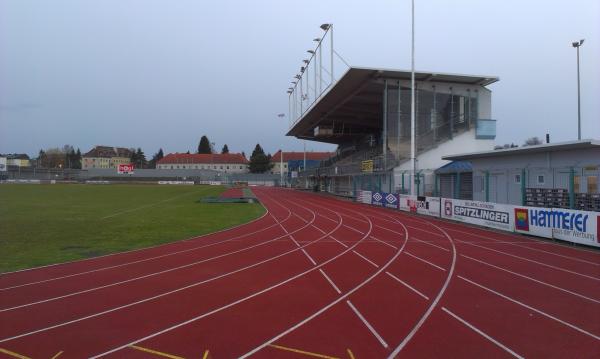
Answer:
[371, 192, 384, 206]
[384, 193, 399, 209]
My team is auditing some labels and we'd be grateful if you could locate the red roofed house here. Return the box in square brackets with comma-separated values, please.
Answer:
[270, 150, 333, 175]
[157, 153, 249, 173]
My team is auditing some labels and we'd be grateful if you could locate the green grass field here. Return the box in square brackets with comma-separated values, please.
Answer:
[0, 184, 264, 273]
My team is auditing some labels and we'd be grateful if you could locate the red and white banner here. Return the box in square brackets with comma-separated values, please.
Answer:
[117, 164, 134, 174]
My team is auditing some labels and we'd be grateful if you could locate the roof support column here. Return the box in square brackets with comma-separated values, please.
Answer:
[397, 80, 402, 161]
[382, 79, 388, 171]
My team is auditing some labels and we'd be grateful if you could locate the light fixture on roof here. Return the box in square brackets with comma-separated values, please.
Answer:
[313, 38, 320, 42]
[294, 74, 301, 79]
[307, 50, 315, 54]
[572, 39, 584, 47]
[320, 23, 331, 31]
[303, 59, 309, 64]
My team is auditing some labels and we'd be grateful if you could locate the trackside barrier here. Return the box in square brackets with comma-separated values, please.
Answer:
[356, 192, 600, 248]
[514, 206, 599, 247]
[441, 198, 514, 233]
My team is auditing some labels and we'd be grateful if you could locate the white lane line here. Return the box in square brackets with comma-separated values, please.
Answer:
[411, 236, 451, 252]
[457, 239, 600, 282]
[458, 275, 600, 341]
[404, 252, 446, 272]
[0, 208, 272, 284]
[385, 272, 429, 301]
[406, 225, 444, 238]
[329, 235, 349, 248]
[295, 213, 350, 251]
[461, 254, 600, 304]
[387, 219, 457, 358]
[445, 226, 600, 265]
[277, 214, 317, 266]
[442, 307, 524, 359]
[346, 300, 388, 348]
[0, 210, 304, 312]
[0, 211, 289, 292]
[88, 198, 374, 359]
[353, 251, 379, 268]
[375, 225, 405, 236]
[0, 198, 343, 343]
[345, 224, 365, 235]
[319, 269, 341, 294]
[370, 236, 398, 250]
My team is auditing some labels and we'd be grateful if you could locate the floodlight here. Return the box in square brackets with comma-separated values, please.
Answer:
[307, 50, 315, 54]
[320, 24, 331, 31]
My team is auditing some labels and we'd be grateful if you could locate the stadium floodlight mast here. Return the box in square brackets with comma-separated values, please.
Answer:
[320, 23, 334, 84]
[572, 39, 584, 140]
[313, 38, 322, 93]
[409, 0, 416, 196]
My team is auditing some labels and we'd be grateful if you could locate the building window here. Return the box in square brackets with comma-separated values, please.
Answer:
[227, 166, 229, 169]
[240, 166, 243, 169]
[588, 176, 598, 193]
[537, 175, 545, 184]
[514, 174, 521, 184]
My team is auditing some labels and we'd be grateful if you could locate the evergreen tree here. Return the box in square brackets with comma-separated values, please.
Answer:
[248, 144, 273, 173]
[149, 148, 164, 169]
[38, 149, 47, 168]
[73, 148, 82, 169]
[134, 148, 147, 169]
[197, 135, 212, 154]
[221, 144, 229, 154]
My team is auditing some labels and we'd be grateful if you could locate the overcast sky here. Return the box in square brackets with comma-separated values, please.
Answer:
[1, 0, 598, 157]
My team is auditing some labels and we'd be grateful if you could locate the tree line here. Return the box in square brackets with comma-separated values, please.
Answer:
[33, 135, 275, 173]
[196, 135, 273, 173]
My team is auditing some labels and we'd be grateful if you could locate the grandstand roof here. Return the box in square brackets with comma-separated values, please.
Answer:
[158, 153, 248, 164]
[287, 66, 498, 144]
[271, 150, 333, 162]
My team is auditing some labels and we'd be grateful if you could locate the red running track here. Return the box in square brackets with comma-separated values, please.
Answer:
[1, 187, 599, 359]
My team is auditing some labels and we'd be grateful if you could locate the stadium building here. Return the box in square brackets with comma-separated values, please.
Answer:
[82, 146, 133, 169]
[270, 150, 333, 175]
[288, 66, 498, 196]
[440, 139, 600, 211]
[157, 153, 249, 173]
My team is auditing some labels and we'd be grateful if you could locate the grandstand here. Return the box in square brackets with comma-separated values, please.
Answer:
[288, 66, 498, 197]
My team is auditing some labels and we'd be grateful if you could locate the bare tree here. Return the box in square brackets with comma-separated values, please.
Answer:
[523, 137, 542, 146]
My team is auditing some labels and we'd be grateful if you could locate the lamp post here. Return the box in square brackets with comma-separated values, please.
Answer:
[572, 39, 584, 140]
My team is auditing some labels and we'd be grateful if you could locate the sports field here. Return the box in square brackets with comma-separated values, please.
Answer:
[0, 184, 264, 272]
[0, 187, 598, 358]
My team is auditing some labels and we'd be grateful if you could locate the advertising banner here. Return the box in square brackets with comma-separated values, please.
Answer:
[383, 193, 399, 209]
[0, 157, 6, 172]
[442, 198, 514, 232]
[399, 195, 416, 212]
[117, 163, 134, 174]
[371, 192, 385, 207]
[513, 206, 553, 238]
[549, 208, 598, 247]
[416, 196, 441, 217]
[361, 160, 374, 173]
[358, 190, 372, 204]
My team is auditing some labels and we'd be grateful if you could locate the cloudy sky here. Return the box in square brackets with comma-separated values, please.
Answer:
[1, 0, 598, 157]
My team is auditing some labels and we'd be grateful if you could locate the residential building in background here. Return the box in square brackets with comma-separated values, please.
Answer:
[157, 153, 249, 173]
[82, 146, 133, 169]
[270, 151, 333, 175]
[1, 154, 31, 167]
